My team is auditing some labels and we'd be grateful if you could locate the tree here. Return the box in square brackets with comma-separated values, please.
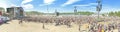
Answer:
[108, 11, 120, 17]
[77, 11, 94, 15]
[25, 11, 43, 15]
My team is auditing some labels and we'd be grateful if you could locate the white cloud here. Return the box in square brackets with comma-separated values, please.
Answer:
[10, 4, 19, 7]
[0, 0, 8, 8]
[73, 3, 97, 7]
[61, 0, 81, 7]
[39, 4, 48, 6]
[74, 5, 90, 7]
[101, 6, 120, 13]
[44, 0, 55, 4]
[0, 0, 21, 8]
[0, 3, 7, 8]
[74, 4, 120, 13]
[22, 4, 34, 9]
[22, 0, 33, 4]
[21, 0, 34, 10]
[40, 0, 56, 6]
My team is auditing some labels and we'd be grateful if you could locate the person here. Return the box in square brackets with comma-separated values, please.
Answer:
[118, 23, 120, 32]
[19, 17, 23, 24]
[0, 17, 3, 24]
[98, 24, 102, 32]
[79, 24, 81, 31]
[102, 28, 105, 32]
[104, 25, 107, 32]
[0, 15, 3, 24]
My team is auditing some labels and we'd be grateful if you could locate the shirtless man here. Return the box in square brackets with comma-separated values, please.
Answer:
[118, 23, 120, 32]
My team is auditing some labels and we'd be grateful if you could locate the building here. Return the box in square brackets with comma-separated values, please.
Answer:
[7, 7, 24, 18]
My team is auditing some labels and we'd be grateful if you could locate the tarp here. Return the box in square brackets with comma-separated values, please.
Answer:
[0, 11, 2, 15]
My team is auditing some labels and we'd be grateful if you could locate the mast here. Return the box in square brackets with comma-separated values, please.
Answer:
[74, 6, 77, 15]
[96, 0, 102, 21]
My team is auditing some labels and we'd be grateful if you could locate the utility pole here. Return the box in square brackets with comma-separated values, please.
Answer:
[74, 6, 77, 15]
[96, 0, 102, 21]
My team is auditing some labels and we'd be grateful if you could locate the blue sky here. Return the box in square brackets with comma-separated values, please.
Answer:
[0, 0, 120, 13]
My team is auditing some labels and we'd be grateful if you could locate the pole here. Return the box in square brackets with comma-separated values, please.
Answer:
[74, 6, 77, 15]
[97, 0, 102, 21]
[98, 10, 100, 20]
[47, 5, 49, 13]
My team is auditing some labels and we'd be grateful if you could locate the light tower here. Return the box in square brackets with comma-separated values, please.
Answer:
[55, 9, 59, 16]
[96, 0, 102, 21]
[74, 6, 77, 15]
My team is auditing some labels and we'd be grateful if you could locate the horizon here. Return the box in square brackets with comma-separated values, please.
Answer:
[0, 0, 120, 13]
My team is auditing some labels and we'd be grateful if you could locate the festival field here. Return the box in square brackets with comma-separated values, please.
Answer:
[0, 20, 118, 32]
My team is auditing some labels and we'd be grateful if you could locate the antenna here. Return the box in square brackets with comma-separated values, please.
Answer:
[74, 6, 77, 15]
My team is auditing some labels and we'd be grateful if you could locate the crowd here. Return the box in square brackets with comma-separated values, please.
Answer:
[17, 15, 120, 32]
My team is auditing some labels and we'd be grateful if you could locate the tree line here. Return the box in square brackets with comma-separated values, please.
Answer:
[25, 11, 94, 15]
[108, 11, 120, 17]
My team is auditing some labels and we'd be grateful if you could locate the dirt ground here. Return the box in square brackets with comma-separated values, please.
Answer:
[0, 20, 118, 32]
